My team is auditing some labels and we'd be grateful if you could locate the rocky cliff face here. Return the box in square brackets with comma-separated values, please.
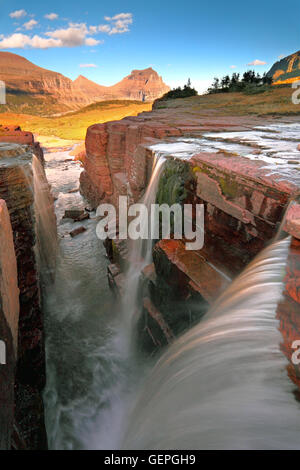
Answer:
[0, 199, 18, 450]
[73, 68, 170, 102]
[0, 140, 49, 449]
[0, 52, 169, 114]
[267, 50, 300, 85]
[80, 106, 300, 379]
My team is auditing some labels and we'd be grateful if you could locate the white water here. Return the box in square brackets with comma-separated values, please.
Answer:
[31, 155, 58, 275]
[42, 148, 166, 449]
[123, 237, 300, 450]
[40, 137, 299, 450]
[41, 149, 125, 449]
[150, 122, 300, 185]
[123, 155, 167, 326]
[80, 154, 167, 449]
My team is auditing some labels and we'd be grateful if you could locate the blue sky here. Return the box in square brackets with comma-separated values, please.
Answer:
[0, 0, 299, 92]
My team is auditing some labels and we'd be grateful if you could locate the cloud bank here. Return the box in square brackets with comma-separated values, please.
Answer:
[1, 12, 133, 49]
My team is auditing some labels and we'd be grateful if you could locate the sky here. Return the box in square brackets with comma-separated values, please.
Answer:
[0, 0, 299, 93]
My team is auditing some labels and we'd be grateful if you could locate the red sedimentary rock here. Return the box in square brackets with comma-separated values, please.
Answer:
[277, 237, 300, 390]
[0, 199, 19, 449]
[0, 143, 47, 449]
[0, 124, 44, 164]
[0, 52, 170, 111]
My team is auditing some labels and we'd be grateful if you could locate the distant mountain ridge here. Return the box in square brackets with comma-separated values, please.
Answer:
[0, 51, 170, 114]
[267, 50, 300, 85]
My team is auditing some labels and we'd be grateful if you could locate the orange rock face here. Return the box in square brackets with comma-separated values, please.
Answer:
[0, 51, 170, 111]
[277, 237, 300, 390]
[0, 143, 47, 449]
[82, 106, 300, 378]
[81, 116, 182, 207]
[74, 68, 170, 102]
[0, 124, 44, 163]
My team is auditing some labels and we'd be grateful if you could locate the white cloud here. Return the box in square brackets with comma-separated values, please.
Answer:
[247, 59, 267, 66]
[0, 33, 60, 49]
[0, 23, 103, 49]
[230, 65, 237, 69]
[89, 26, 98, 34]
[80, 63, 97, 68]
[23, 19, 38, 30]
[98, 24, 111, 33]
[85, 37, 102, 46]
[44, 23, 102, 47]
[9, 9, 27, 19]
[99, 12, 133, 35]
[45, 23, 89, 47]
[45, 13, 58, 20]
[0, 16, 125, 49]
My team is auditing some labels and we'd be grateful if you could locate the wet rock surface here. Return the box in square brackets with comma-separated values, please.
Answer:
[82, 105, 300, 367]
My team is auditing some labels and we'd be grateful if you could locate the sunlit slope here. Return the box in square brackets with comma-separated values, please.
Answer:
[0, 100, 152, 140]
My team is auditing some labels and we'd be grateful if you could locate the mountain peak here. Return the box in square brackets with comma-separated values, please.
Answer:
[0, 51, 170, 111]
[267, 50, 300, 85]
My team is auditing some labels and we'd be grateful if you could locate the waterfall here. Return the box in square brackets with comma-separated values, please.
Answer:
[78, 154, 168, 449]
[42, 149, 167, 449]
[122, 155, 167, 333]
[31, 155, 57, 276]
[123, 236, 300, 450]
[22, 155, 57, 276]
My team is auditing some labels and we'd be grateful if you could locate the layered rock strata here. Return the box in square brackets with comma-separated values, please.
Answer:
[81, 109, 300, 370]
[0, 143, 48, 449]
[0, 199, 19, 449]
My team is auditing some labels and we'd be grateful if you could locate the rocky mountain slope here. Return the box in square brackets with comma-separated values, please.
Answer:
[267, 50, 300, 85]
[0, 52, 169, 114]
[74, 68, 170, 102]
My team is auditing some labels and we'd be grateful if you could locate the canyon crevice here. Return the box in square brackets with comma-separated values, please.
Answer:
[80, 104, 300, 379]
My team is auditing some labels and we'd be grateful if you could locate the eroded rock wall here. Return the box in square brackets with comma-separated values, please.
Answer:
[81, 111, 300, 369]
[0, 199, 18, 449]
[0, 143, 47, 449]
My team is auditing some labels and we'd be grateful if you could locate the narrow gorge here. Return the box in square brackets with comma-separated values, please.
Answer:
[0, 99, 299, 449]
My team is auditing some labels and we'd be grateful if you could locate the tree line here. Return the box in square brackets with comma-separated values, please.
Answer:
[207, 71, 273, 94]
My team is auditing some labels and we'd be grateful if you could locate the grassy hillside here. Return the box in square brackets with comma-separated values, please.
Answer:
[154, 85, 298, 116]
[0, 100, 152, 140]
[0, 91, 76, 116]
[1, 86, 297, 142]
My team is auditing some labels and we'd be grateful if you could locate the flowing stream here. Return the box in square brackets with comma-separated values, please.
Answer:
[40, 148, 129, 449]
[123, 237, 300, 449]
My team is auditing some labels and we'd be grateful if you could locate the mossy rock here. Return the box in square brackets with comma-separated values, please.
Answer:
[156, 159, 194, 206]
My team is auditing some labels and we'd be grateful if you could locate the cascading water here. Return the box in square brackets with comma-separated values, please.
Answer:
[38, 131, 299, 450]
[123, 154, 167, 330]
[22, 154, 57, 275]
[41, 148, 166, 450]
[79, 154, 168, 449]
[122, 237, 300, 450]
